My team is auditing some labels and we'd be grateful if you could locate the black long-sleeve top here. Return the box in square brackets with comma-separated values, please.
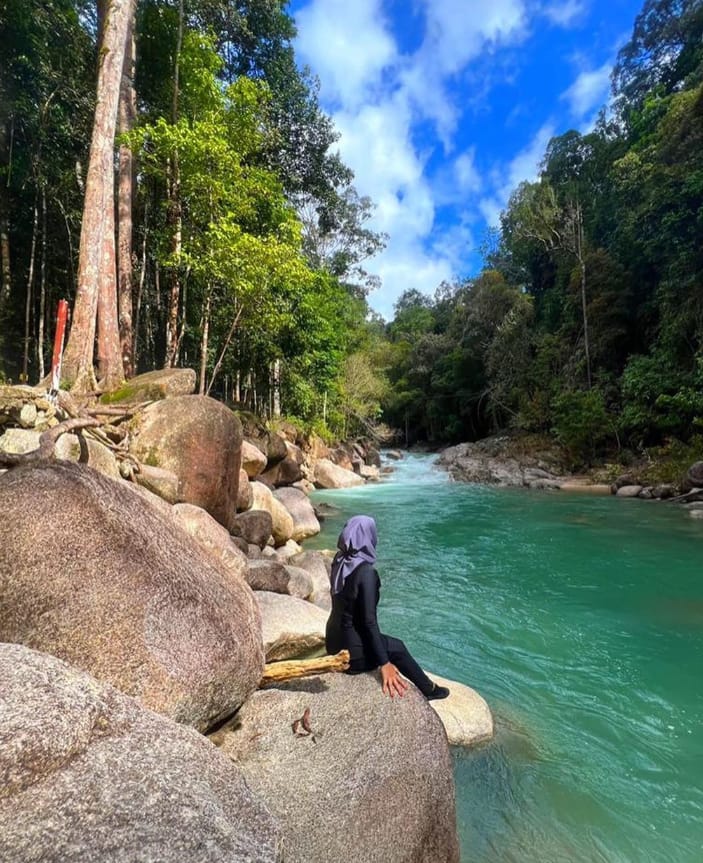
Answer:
[325, 562, 389, 667]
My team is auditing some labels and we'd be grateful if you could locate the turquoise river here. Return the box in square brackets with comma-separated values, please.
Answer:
[309, 452, 703, 863]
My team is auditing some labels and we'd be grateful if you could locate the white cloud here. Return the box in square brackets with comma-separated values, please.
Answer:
[542, 1, 587, 27]
[420, 0, 528, 74]
[455, 149, 482, 194]
[561, 61, 612, 118]
[292, 1, 584, 315]
[294, 0, 396, 108]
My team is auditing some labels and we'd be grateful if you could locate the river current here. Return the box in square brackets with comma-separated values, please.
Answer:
[309, 452, 703, 863]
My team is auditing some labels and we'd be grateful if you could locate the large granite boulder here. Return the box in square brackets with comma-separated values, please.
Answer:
[273, 487, 320, 541]
[100, 367, 197, 403]
[0, 461, 263, 731]
[254, 591, 327, 661]
[250, 481, 294, 546]
[212, 672, 459, 863]
[0, 644, 282, 863]
[172, 502, 248, 583]
[129, 395, 242, 531]
[289, 551, 331, 610]
[313, 458, 364, 489]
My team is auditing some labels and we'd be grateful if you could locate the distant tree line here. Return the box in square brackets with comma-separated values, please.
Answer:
[378, 0, 703, 464]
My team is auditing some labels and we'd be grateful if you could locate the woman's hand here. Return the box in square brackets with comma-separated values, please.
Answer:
[380, 662, 408, 698]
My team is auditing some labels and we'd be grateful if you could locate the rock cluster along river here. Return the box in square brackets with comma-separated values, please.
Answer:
[309, 453, 703, 863]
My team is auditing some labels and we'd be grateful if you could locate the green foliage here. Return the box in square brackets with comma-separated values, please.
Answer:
[551, 388, 612, 467]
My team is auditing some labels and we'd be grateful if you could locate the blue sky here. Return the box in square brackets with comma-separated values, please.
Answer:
[288, 0, 644, 319]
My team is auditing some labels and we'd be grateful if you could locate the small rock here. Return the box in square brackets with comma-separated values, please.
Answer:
[385, 449, 403, 460]
[616, 485, 643, 498]
[231, 509, 273, 548]
[425, 672, 494, 747]
[246, 560, 312, 599]
[18, 402, 38, 428]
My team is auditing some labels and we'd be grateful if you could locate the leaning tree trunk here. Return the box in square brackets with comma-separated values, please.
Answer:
[61, 0, 134, 393]
[117, 14, 136, 378]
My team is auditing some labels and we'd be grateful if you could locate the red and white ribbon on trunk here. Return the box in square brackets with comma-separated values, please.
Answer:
[49, 299, 69, 400]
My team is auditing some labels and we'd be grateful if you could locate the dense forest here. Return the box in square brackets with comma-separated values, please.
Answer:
[1, 0, 702, 463]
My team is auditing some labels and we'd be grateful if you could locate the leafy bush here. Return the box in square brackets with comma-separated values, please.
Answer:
[551, 388, 612, 467]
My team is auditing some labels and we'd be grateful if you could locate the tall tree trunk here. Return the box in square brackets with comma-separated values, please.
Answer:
[37, 187, 47, 379]
[22, 194, 39, 382]
[117, 14, 136, 377]
[133, 203, 148, 369]
[61, 0, 134, 392]
[96, 182, 123, 390]
[198, 290, 211, 395]
[272, 359, 281, 418]
[0, 117, 12, 321]
[164, 0, 184, 369]
[574, 202, 591, 389]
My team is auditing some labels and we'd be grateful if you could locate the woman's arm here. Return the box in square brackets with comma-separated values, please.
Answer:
[358, 567, 407, 698]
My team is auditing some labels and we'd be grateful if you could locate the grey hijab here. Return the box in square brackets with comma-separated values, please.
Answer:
[330, 515, 378, 595]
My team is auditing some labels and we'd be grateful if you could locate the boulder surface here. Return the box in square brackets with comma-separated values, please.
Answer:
[0, 461, 263, 731]
[425, 672, 494, 747]
[0, 643, 282, 863]
[313, 458, 364, 489]
[254, 591, 327, 660]
[129, 395, 242, 531]
[212, 672, 459, 863]
[273, 486, 320, 541]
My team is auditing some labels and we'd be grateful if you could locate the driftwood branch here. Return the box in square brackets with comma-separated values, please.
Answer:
[0, 417, 101, 466]
[260, 650, 350, 686]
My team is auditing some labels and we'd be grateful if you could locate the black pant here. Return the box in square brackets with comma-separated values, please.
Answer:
[349, 634, 435, 696]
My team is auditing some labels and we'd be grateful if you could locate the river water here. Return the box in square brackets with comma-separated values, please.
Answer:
[309, 453, 703, 863]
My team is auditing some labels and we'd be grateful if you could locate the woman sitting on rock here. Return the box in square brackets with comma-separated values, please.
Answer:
[325, 514, 449, 700]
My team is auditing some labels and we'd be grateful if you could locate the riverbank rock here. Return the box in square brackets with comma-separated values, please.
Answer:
[0, 427, 121, 482]
[425, 672, 494, 747]
[0, 461, 263, 731]
[437, 435, 566, 487]
[129, 395, 242, 531]
[273, 487, 320, 541]
[313, 458, 364, 489]
[212, 672, 459, 863]
[0, 643, 282, 863]
[241, 440, 268, 478]
[254, 591, 327, 661]
[102, 367, 197, 403]
[172, 502, 248, 583]
[134, 463, 180, 502]
[245, 560, 312, 599]
[251, 481, 294, 546]
[231, 509, 273, 548]
[616, 484, 643, 498]
[289, 551, 331, 610]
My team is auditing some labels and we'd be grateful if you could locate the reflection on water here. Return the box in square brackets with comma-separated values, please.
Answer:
[311, 452, 703, 863]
